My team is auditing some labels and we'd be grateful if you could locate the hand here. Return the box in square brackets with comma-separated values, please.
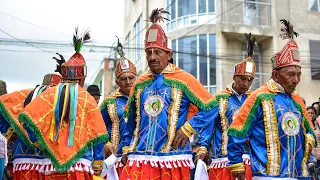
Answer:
[172, 129, 189, 149]
[104, 144, 116, 156]
[194, 151, 206, 164]
[93, 169, 102, 176]
[121, 154, 128, 166]
[231, 171, 245, 180]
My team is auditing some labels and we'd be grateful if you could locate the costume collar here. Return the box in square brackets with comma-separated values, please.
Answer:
[111, 88, 128, 98]
[267, 78, 285, 93]
[226, 82, 251, 96]
[147, 63, 175, 75]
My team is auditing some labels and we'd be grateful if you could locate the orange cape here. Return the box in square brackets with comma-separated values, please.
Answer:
[0, 88, 33, 144]
[126, 64, 216, 114]
[19, 85, 108, 172]
[228, 83, 315, 139]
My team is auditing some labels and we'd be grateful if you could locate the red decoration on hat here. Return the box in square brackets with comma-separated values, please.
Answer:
[42, 74, 62, 86]
[116, 58, 137, 77]
[62, 53, 87, 79]
[61, 28, 90, 80]
[114, 35, 137, 78]
[272, 19, 301, 69]
[145, 8, 171, 52]
[234, 33, 256, 77]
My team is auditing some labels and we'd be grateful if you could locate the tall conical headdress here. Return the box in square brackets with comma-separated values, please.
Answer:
[61, 27, 90, 80]
[114, 36, 136, 77]
[145, 8, 171, 52]
[234, 33, 256, 78]
[271, 19, 301, 69]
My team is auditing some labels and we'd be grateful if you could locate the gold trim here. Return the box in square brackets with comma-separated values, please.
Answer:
[228, 162, 245, 172]
[122, 146, 130, 154]
[92, 160, 103, 170]
[196, 146, 208, 154]
[130, 88, 144, 152]
[181, 126, 192, 138]
[183, 121, 196, 135]
[162, 88, 182, 153]
[261, 100, 280, 175]
[219, 97, 229, 156]
[107, 103, 120, 151]
[302, 128, 314, 176]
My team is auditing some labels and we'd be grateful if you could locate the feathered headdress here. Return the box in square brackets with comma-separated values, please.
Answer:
[53, 53, 66, 75]
[114, 35, 125, 57]
[61, 27, 90, 80]
[149, 8, 170, 23]
[114, 36, 137, 77]
[72, 27, 91, 53]
[272, 19, 301, 69]
[279, 19, 299, 40]
[233, 33, 256, 78]
[145, 8, 171, 52]
[244, 33, 256, 58]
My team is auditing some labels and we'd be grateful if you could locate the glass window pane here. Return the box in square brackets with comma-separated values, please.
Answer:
[178, 36, 197, 78]
[178, 0, 196, 17]
[209, 34, 216, 85]
[209, 87, 216, 95]
[178, 0, 186, 17]
[199, 0, 206, 13]
[190, 0, 196, 14]
[172, 40, 177, 64]
[208, 0, 215, 12]
[310, 40, 320, 80]
[172, 0, 176, 19]
[309, 0, 319, 11]
[199, 34, 208, 86]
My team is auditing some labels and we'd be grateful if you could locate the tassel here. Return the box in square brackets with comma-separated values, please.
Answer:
[159, 162, 164, 168]
[173, 161, 178, 168]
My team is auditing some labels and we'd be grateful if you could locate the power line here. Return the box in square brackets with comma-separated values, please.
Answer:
[0, 11, 70, 37]
[0, 29, 54, 55]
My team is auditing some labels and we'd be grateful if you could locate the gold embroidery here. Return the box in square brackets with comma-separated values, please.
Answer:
[162, 88, 182, 153]
[107, 102, 121, 151]
[130, 88, 144, 152]
[219, 97, 229, 156]
[261, 100, 280, 175]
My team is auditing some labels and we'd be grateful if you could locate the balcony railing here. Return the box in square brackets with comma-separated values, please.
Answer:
[222, 0, 271, 26]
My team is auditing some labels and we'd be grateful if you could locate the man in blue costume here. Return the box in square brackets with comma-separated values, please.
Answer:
[119, 8, 218, 179]
[227, 19, 316, 180]
[101, 38, 137, 177]
[195, 33, 256, 180]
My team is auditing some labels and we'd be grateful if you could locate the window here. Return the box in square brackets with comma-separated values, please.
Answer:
[308, 0, 319, 11]
[173, 34, 217, 94]
[124, 32, 131, 59]
[310, 40, 320, 80]
[166, 0, 216, 31]
[133, 15, 142, 69]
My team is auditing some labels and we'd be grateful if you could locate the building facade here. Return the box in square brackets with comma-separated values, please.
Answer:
[123, 0, 320, 105]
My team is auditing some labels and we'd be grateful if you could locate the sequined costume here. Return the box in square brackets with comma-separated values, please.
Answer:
[227, 20, 316, 180]
[18, 30, 109, 180]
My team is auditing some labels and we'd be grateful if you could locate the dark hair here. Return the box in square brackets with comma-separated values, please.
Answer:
[308, 106, 317, 112]
[312, 102, 320, 107]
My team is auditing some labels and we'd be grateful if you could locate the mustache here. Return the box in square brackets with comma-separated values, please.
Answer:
[149, 60, 159, 64]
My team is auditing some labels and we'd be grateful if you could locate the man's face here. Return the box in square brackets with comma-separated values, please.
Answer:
[272, 66, 301, 94]
[146, 48, 172, 74]
[93, 95, 100, 104]
[116, 72, 137, 96]
[232, 75, 254, 95]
